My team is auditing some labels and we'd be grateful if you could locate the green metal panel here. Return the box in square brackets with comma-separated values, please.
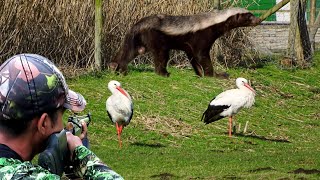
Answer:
[237, 0, 320, 21]
[306, 0, 320, 21]
[235, 0, 320, 22]
[238, 0, 276, 21]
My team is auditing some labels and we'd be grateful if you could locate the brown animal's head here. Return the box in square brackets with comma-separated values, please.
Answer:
[108, 62, 119, 71]
[230, 12, 261, 27]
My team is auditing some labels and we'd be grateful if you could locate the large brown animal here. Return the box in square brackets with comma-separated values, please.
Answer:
[110, 7, 261, 77]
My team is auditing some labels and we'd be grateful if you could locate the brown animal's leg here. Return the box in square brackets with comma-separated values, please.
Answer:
[201, 61, 214, 77]
[191, 59, 204, 77]
[152, 49, 170, 77]
[185, 45, 217, 77]
[118, 64, 128, 75]
[196, 51, 229, 79]
[146, 31, 170, 77]
[186, 51, 204, 77]
[195, 51, 214, 77]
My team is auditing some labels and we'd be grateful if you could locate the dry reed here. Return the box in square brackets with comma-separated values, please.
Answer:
[0, 0, 260, 76]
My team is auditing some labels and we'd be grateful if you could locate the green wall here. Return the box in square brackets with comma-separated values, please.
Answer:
[307, 0, 320, 21]
[237, 0, 320, 22]
[239, 0, 276, 21]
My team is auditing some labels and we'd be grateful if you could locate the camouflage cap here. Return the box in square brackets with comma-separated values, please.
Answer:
[0, 54, 86, 121]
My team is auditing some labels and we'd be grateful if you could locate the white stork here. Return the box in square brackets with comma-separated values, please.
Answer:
[201, 77, 255, 138]
[106, 80, 133, 148]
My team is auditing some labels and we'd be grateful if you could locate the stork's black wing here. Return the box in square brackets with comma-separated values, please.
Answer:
[201, 104, 230, 124]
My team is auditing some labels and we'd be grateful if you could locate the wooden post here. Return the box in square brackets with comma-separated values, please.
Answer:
[259, 0, 290, 22]
[213, 0, 221, 10]
[94, 0, 102, 71]
[309, 8, 320, 53]
[310, 0, 316, 25]
[309, 0, 316, 52]
[244, 121, 249, 133]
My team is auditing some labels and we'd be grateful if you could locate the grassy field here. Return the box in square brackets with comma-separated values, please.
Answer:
[64, 52, 320, 179]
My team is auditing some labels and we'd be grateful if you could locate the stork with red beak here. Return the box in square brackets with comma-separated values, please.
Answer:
[201, 77, 255, 138]
[106, 80, 133, 148]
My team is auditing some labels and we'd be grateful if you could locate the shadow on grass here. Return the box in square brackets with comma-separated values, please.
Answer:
[131, 142, 166, 148]
[290, 168, 320, 175]
[235, 132, 291, 143]
[248, 167, 276, 173]
[150, 173, 177, 179]
[222, 175, 244, 180]
[128, 65, 154, 73]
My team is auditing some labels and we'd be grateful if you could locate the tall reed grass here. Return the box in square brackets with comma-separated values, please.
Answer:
[0, 0, 259, 76]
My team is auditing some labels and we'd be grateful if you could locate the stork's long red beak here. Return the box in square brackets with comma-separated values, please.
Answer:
[116, 86, 129, 98]
[244, 83, 256, 94]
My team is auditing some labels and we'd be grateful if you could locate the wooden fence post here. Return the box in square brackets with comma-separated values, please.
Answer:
[213, 0, 221, 9]
[259, 0, 290, 22]
[95, 0, 102, 71]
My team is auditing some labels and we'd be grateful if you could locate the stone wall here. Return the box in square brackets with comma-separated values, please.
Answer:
[249, 22, 320, 53]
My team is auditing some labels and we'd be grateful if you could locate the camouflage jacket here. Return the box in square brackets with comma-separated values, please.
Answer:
[0, 145, 124, 180]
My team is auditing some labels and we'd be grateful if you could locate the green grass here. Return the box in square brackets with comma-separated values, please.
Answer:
[64, 53, 320, 179]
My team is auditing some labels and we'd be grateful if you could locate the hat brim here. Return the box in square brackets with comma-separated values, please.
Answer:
[63, 89, 87, 113]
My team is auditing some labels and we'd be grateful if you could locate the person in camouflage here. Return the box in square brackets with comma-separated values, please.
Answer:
[0, 54, 124, 179]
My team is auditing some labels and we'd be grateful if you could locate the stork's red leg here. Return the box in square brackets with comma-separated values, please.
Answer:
[228, 116, 233, 138]
[116, 122, 122, 148]
[116, 122, 119, 134]
[119, 125, 123, 135]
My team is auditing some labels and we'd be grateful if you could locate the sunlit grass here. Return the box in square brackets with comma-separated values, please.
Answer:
[63, 52, 320, 179]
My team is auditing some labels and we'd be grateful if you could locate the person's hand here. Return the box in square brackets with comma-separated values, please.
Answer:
[66, 132, 82, 159]
[78, 121, 88, 140]
[66, 121, 88, 140]
[66, 122, 88, 159]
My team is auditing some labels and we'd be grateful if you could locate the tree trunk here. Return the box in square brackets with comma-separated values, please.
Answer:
[310, 0, 316, 25]
[309, 0, 318, 53]
[285, 0, 312, 68]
